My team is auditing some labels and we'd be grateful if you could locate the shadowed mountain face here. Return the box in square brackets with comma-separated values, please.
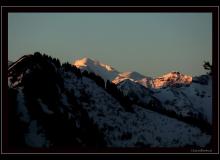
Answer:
[7, 53, 212, 149]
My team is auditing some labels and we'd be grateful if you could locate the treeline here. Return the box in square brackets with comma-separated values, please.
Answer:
[105, 80, 133, 112]
[23, 52, 64, 113]
[82, 70, 105, 88]
[62, 62, 82, 78]
[33, 52, 61, 68]
[203, 61, 212, 75]
[82, 70, 134, 112]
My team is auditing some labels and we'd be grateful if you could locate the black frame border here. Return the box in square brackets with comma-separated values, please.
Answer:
[1, 6, 219, 154]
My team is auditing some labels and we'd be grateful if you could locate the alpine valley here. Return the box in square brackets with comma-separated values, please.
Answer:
[7, 52, 212, 149]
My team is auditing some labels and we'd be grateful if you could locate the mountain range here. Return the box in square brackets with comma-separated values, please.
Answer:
[7, 53, 212, 149]
[73, 57, 192, 89]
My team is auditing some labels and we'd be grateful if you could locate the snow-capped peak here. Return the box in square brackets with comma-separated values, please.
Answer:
[152, 71, 192, 88]
[73, 57, 94, 68]
[73, 57, 119, 81]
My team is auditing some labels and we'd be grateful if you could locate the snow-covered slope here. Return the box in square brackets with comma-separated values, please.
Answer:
[62, 70, 211, 147]
[7, 53, 212, 149]
[152, 74, 212, 124]
[73, 57, 119, 81]
[116, 79, 155, 105]
[115, 74, 212, 128]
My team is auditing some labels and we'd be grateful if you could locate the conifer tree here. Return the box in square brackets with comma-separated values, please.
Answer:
[203, 61, 212, 75]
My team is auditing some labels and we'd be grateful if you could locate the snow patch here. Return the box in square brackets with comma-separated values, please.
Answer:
[17, 88, 30, 122]
[25, 120, 49, 148]
[38, 99, 54, 115]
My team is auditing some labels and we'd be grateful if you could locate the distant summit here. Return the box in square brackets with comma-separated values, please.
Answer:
[73, 57, 119, 81]
[152, 71, 192, 88]
[73, 57, 94, 67]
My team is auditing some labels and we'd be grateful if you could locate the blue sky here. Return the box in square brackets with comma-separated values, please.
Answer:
[8, 13, 212, 77]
